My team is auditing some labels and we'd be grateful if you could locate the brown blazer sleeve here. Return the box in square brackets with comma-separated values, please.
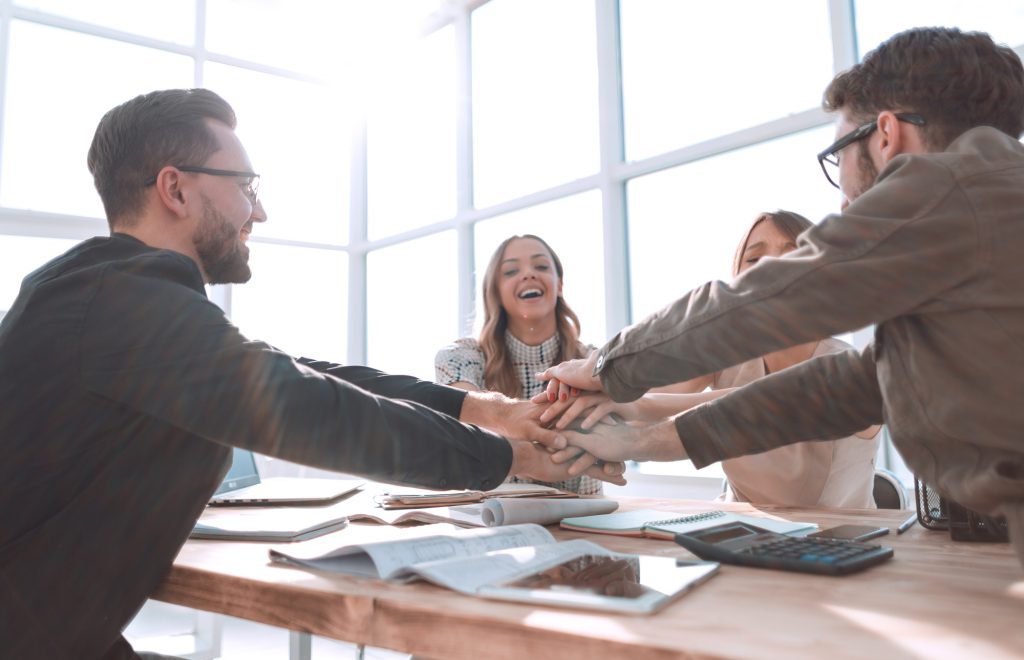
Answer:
[595, 151, 980, 402]
[676, 345, 883, 468]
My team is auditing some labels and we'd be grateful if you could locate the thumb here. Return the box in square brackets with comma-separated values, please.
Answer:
[528, 427, 567, 451]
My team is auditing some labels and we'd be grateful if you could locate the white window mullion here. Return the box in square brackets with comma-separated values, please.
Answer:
[0, 0, 12, 193]
[828, 0, 859, 73]
[595, 0, 630, 335]
[348, 117, 368, 366]
[455, 6, 476, 338]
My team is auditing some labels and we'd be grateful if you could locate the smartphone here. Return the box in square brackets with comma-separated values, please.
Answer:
[808, 524, 890, 542]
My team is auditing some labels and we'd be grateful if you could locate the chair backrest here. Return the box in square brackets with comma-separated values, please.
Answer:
[873, 468, 908, 509]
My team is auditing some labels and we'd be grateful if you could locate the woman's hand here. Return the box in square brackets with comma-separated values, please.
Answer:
[535, 351, 603, 401]
[538, 392, 642, 430]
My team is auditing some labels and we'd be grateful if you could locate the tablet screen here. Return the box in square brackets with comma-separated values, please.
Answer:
[501, 553, 718, 605]
[505, 554, 647, 598]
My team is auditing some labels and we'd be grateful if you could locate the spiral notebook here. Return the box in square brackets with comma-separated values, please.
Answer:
[560, 509, 817, 540]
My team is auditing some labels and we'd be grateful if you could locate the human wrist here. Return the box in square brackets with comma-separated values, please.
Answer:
[636, 419, 687, 462]
[461, 391, 513, 435]
[633, 396, 658, 422]
[506, 438, 533, 479]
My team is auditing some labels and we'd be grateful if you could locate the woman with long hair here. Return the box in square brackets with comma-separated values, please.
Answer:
[435, 234, 601, 494]
[549, 211, 880, 507]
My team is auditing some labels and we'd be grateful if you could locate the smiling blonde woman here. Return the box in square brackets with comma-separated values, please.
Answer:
[435, 234, 600, 495]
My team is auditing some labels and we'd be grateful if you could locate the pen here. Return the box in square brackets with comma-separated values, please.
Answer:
[896, 512, 917, 534]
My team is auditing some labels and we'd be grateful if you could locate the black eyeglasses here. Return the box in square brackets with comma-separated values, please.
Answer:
[144, 166, 260, 205]
[816, 113, 926, 189]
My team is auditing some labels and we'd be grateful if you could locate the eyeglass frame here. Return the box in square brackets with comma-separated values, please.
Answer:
[816, 113, 926, 189]
[143, 165, 260, 205]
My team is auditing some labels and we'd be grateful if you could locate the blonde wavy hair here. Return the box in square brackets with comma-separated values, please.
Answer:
[478, 235, 588, 398]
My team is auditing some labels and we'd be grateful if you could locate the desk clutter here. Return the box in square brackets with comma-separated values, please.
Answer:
[193, 483, 902, 617]
[166, 499, 1024, 657]
[191, 481, 618, 541]
[269, 522, 720, 614]
[914, 478, 1010, 542]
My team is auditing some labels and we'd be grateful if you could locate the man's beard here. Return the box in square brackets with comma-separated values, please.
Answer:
[193, 195, 252, 285]
[850, 146, 880, 202]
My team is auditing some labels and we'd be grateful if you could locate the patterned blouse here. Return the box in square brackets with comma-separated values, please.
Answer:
[435, 333, 602, 495]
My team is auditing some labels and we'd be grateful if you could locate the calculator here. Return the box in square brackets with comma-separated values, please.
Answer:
[674, 521, 894, 575]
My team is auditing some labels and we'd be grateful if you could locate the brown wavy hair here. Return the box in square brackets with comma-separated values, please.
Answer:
[824, 27, 1024, 149]
[478, 235, 588, 398]
[88, 88, 236, 228]
[732, 210, 814, 277]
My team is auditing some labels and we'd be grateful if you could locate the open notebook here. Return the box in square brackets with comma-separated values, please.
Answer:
[560, 509, 817, 540]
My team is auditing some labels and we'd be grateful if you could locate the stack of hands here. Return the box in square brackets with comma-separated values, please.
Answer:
[486, 352, 686, 489]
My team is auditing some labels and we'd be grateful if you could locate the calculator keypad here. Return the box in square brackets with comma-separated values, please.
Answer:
[742, 537, 878, 564]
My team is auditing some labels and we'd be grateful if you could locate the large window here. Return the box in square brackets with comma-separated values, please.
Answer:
[0, 21, 192, 217]
[620, 0, 835, 162]
[854, 0, 1024, 59]
[367, 25, 457, 239]
[230, 243, 348, 363]
[471, 0, 600, 208]
[628, 126, 839, 322]
[366, 231, 458, 380]
[5, 0, 1024, 485]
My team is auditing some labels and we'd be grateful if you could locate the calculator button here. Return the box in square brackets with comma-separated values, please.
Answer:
[800, 554, 837, 563]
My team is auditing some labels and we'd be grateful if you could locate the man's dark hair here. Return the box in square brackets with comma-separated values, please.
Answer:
[87, 88, 236, 228]
[824, 27, 1024, 149]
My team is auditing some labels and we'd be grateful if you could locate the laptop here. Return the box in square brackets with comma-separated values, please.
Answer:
[209, 447, 364, 506]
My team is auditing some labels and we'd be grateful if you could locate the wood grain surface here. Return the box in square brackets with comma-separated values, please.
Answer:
[152, 497, 1024, 659]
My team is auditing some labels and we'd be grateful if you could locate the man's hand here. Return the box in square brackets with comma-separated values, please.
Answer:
[461, 391, 564, 449]
[550, 418, 687, 476]
[508, 439, 627, 487]
[535, 351, 603, 402]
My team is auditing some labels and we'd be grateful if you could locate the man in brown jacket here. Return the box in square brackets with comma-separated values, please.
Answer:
[539, 27, 1024, 567]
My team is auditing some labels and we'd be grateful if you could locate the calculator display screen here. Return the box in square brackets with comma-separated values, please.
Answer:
[697, 524, 759, 545]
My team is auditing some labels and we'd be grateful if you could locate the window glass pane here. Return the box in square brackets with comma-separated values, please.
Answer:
[0, 235, 78, 312]
[205, 0, 347, 77]
[0, 21, 194, 217]
[473, 191, 607, 348]
[205, 0, 429, 79]
[366, 232, 457, 380]
[204, 64, 350, 245]
[628, 126, 839, 323]
[620, 0, 834, 162]
[367, 26, 456, 239]
[13, 0, 194, 43]
[472, 0, 599, 207]
[229, 243, 347, 363]
[855, 1, 1024, 58]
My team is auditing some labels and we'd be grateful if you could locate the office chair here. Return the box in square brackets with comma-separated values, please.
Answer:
[873, 468, 908, 509]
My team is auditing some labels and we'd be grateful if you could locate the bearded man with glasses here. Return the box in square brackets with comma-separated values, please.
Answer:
[0, 88, 624, 660]
[539, 27, 1024, 570]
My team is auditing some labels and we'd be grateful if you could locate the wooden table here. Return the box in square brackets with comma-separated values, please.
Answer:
[152, 498, 1024, 659]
